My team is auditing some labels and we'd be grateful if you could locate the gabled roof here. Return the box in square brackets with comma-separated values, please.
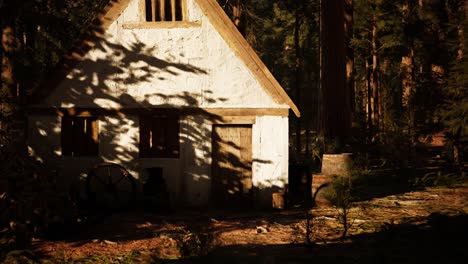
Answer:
[195, 0, 300, 117]
[41, 0, 300, 117]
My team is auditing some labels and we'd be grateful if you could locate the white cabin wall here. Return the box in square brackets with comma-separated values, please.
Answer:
[27, 115, 101, 191]
[27, 113, 289, 208]
[99, 114, 139, 177]
[252, 116, 289, 207]
[27, 113, 214, 207]
[38, 0, 288, 110]
[121, 0, 140, 21]
[179, 114, 212, 206]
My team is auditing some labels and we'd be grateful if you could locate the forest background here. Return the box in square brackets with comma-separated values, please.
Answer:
[1, 0, 466, 169]
[222, 0, 466, 172]
[0, 0, 466, 250]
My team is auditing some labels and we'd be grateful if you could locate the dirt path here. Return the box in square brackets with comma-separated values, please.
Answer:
[29, 184, 468, 263]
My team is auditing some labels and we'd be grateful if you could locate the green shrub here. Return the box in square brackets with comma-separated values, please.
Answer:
[413, 171, 467, 188]
[323, 174, 354, 238]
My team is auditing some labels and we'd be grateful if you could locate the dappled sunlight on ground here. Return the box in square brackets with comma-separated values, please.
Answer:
[28, 184, 468, 263]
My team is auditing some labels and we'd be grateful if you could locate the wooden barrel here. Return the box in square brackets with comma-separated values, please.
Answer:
[321, 153, 353, 176]
[311, 174, 335, 207]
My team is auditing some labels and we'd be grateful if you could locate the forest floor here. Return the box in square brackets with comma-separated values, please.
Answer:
[9, 182, 466, 263]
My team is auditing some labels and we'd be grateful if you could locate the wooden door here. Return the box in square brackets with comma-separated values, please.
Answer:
[211, 125, 253, 208]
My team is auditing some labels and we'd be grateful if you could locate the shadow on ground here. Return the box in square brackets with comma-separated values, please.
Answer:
[171, 213, 468, 264]
[39, 208, 305, 243]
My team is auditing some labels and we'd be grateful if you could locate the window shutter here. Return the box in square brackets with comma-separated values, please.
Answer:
[61, 116, 73, 156]
[151, 117, 163, 157]
[166, 116, 179, 158]
[139, 116, 151, 157]
[73, 118, 86, 156]
[88, 118, 99, 155]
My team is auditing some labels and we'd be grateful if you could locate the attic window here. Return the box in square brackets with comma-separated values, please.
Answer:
[144, 0, 185, 22]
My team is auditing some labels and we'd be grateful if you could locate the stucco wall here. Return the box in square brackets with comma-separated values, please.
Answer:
[38, 0, 288, 110]
[252, 116, 289, 207]
[28, 114, 288, 208]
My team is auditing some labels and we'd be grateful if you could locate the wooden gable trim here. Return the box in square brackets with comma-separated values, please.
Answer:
[27, 107, 289, 117]
[122, 21, 201, 28]
[194, 0, 300, 117]
[211, 116, 256, 124]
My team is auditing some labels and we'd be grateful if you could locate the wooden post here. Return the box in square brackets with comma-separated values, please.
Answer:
[171, 0, 176, 21]
[181, 0, 186, 20]
[160, 0, 165, 21]
[151, 0, 156, 21]
[91, 118, 99, 144]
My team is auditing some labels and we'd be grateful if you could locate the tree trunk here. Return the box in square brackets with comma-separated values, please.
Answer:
[1, 26, 17, 97]
[320, 0, 349, 151]
[400, 0, 417, 166]
[402, 48, 415, 123]
[366, 60, 372, 130]
[345, 0, 355, 117]
[1, 25, 20, 145]
[457, 1, 466, 61]
[380, 58, 391, 135]
[452, 0, 466, 169]
[370, 20, 379, 133]
[294, 6, 303, 159]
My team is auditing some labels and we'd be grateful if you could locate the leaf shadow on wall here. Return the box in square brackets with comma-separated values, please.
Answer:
[26, 7, 279, 221]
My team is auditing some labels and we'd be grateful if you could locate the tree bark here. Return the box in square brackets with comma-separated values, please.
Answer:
[345, 0, 355, 117]
[400, 0, 418, 166]
[370, 19, 379, 132]
[1, 26, 17, 97]
[366, 59, 372, 130]
[320, 0, 349, 151]
[452, 0, 466, 169]
[294, 7, 303, 159]
[1, 25, 20, 145]
[401, 49, 415, 128]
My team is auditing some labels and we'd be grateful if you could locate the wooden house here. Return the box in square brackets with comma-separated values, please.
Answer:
[27, 0, 300, 208]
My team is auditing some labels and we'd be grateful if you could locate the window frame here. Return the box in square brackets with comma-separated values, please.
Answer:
[139, 115, 180, 159]
[141, 0, 187, 22]
[61, 115, 99, 157]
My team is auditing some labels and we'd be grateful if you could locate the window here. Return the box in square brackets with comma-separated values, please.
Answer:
[144, 0, 185, 22]
[61, 116, 99, 157]
[139, 115, 180, 158]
